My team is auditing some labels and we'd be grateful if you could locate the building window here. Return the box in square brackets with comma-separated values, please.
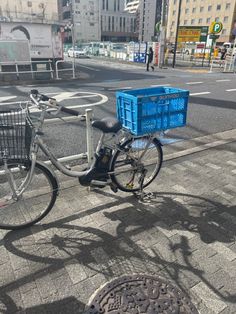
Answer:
[102, 0, 105, 10]
[90, 12, 94, 15]
[106, 0, 108, 10]
[108, 16, 111, 31]
[191, 19, 195, 25]
[63, 11, 71, 19]
[199, 18, 202, 24]
[171, 21, 175, 27]
[200, 7, 204, 12]
[114, 0, 116, 11]
[123, 17, 126, 31]
[206, 17, 211, 23]
[226, 3, 230, 9]
[185, 8, 189, 14]
[192, 8, 196, 13]
[90, 23, 94, 26]
[112, 16, 114, 31]
[186, 0, 189, 3]
[174, 0, 177, 4]
[117, 0, 120, 11]
[170, 31, 174, 36]
[215, 17, 219, 22]
[224, 16, 228, 23]
[208, 5, 212, 11]
[62, 0, 67, 7]
[184, 20, 187, 25]
[222, 29, 226, 35]
[216, 4, 221, 10]
[75, 0, 80, 2]
[173, 10, 176, 15]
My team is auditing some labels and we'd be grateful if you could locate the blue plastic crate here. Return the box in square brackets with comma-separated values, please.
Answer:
[116, 87, 189, 136]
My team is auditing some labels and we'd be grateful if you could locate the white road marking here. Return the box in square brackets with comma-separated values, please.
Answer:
[0, 91, 108, 108]
[190, 92, 211, 96]
[108, 87, 132, 91]
[150, 84, 171, 87]
[78, 64, 100, 72]
[0, 96, 17, 102]
[186, 81, 203, 85]
[216, 79, 231, 82]
[226, 89, 236, 92]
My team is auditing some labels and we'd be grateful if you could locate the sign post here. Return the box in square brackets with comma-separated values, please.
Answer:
[208, 21, 223, 66]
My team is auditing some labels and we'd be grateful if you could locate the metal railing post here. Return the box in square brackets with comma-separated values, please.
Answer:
[85, 109, 94, 166]
[49, 60, 53, 79]
[209, 60, 214, 73]
[15, 61, 19, 80]
[55, 60, 60, 80]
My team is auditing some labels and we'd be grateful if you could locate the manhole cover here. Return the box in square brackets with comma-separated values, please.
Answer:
[85, 275, 198, 314]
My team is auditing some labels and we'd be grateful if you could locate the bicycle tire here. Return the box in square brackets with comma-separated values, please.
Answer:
[110, 137, 163, 192]
[0, 161, 58, 230]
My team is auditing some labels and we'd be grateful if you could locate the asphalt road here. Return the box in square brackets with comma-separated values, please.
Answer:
[0, 58, 235, 160]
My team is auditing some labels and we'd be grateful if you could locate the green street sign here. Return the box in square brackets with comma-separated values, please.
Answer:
[210, 22, 223, 34]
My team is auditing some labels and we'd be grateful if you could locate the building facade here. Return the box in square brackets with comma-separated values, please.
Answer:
[101, 0, 138, 42]
[0, 0, 58, 24]
[58, 0, 101, 43]
[138, 0, 162, 42]
[58, 0, 138, 43]
[167, 0, 236, 43]
[125, 0, 140, 13]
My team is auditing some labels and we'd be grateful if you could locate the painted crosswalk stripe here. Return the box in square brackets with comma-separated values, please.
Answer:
[216, 79, 231, 82]
[226, 89, 236, 92]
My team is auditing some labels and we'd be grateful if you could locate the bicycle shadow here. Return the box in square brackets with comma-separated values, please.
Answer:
[2, 190, 236, 313]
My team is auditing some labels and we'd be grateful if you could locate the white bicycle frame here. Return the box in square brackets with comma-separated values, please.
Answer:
[1, 94, 156, 201]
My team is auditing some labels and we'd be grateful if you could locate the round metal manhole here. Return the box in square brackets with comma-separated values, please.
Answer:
[85, 275, 199, 314]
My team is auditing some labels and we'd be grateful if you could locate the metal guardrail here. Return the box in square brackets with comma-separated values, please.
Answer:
[0, 60, 54, 80]
[55, 60, 75, 80]
[43, 108, 94, 166]
[209, 59, 228, 73]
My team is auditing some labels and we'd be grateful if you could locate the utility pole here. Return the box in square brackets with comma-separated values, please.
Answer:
[66, 0, 76, 79]
[172, 0, 182, 68]
[158, 0, 168, 68]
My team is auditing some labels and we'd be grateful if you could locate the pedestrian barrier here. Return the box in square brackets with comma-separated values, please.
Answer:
[0, 60, 54, 80]
[209, 59, 228, 73]
[55, 59, 75, 80]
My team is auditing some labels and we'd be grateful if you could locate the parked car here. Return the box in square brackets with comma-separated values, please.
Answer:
[68, 47, 88, 58]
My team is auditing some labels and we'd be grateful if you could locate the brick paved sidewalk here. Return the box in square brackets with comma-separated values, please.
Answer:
[0, 142, 235, 314]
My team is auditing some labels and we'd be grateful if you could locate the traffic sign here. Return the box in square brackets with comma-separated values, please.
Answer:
[210, 22, 223, 34]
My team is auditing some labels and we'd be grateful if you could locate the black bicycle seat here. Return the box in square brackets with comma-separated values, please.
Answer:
[92, 117, 122, 133]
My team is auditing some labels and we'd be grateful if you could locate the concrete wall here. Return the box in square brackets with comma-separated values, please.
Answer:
[0, 0, 58, 23]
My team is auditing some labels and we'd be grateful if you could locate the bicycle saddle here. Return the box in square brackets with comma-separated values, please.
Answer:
[92, 117, 122, 133]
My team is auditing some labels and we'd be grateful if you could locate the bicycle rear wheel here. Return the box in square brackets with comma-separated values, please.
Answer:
[0, 161, 58, 230]
[110, 137, 163, 192]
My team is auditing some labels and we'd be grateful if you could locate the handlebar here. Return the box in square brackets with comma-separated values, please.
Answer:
[30, 90, 80, 117]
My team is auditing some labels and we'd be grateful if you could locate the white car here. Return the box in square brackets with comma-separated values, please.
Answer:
[68, 47, 87, 58]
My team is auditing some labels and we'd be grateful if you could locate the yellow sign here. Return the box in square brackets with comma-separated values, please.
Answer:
[178, 28, 202, 42]
[210, 22, 223, 34]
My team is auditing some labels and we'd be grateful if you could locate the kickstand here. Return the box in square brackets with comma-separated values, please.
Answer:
[133, 169, 147, 201]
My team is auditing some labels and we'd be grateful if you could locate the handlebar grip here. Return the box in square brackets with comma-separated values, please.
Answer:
[60, 106, 79, 116]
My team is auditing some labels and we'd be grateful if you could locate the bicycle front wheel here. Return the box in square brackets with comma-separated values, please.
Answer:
[110, 137, 163, 192]
[0, 161, 58, 230]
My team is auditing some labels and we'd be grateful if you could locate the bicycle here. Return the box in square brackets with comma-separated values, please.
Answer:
[0, 90, 163, 230]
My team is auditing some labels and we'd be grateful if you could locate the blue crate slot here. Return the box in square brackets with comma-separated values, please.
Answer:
[116, 86, 189, 136]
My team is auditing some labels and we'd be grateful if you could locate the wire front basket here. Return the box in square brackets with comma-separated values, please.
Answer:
[0, 110, 33, 165]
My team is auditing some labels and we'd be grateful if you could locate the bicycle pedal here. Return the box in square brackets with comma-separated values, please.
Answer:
[110, 184, 118, 193]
